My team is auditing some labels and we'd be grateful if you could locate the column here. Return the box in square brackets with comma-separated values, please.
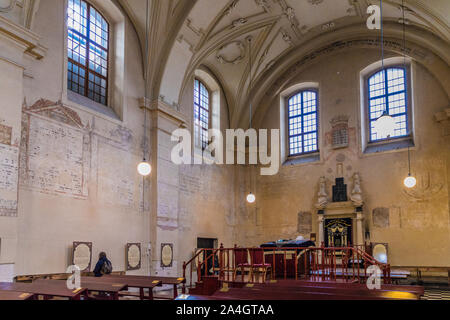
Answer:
[140, 98, 187, 278]
[356, 212, 364, 246]
[318, 215, 324, 246]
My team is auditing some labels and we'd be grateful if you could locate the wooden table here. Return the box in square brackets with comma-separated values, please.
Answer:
[0, 282, 86, 300]
[82, 276, 162, 300]
[34, 279, 127, 300]
[0, 291, 34, 300]
[105, 275, 185, 300]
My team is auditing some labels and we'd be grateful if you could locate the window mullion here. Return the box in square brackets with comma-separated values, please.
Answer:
[301, 92, 305, 154]
[384, 69, 390, 115]
[85, 1, 91, 99]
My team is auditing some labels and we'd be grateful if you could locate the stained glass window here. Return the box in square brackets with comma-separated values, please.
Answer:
[368, 67, 409, 141]
[288, 90, 319, 156]
[68, 0, 109, 105]
[194, 79, 210, 150]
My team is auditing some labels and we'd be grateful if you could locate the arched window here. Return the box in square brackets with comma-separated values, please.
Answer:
[67, 0, 109, 105]
[194, 79, 210, 150]
[287, 90, 319, 156]
[368, 67, 409, 141]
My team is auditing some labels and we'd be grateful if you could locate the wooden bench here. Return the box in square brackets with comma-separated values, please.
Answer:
[15, 271, 126, 283]
[243, 281, 423, 299]
[82, 276, 162, 300]
[0, 281, 86, 300]
[0, 291, 34, 300]
[34, 279, 127, 300]
[254, 280, 424, 296]
[391, 266, 450, 284]
[212, 281, 421, 300]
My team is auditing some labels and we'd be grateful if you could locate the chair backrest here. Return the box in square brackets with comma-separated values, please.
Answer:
[234, 248, 248, 265]
[250, 248, 265, 265]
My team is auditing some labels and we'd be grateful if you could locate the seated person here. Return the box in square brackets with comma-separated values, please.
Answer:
[93, 252, 113, 277]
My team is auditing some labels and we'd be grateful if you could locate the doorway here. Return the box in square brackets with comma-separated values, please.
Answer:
[197, 238, 218, 249]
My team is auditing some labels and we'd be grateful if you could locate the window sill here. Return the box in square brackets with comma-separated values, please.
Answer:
[67, 90, 119, 121]
[364, 137, 414, 154]
[284, 152, 320, 166]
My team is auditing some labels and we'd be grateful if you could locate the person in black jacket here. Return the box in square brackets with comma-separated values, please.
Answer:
[93, 252, 112, 277]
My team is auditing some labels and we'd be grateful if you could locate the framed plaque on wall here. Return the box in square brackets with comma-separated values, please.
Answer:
[126, 243, 141, 271]
[161, 243, 173, 268]
[72, 242, 92, 272]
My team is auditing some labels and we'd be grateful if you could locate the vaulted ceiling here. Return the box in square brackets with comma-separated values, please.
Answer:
[114, 0, 449, 127]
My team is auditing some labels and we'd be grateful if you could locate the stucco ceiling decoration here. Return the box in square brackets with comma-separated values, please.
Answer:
[0, 0, 17, 12]
[216, 40, 246, 64]
[308, 0, 324, 5]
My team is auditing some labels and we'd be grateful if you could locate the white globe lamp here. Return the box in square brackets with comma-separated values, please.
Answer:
[404, 175, 417, 189]
[374, 111, 396, 139]
[137, 161, 152, 176]
[246, 193, 256, 204]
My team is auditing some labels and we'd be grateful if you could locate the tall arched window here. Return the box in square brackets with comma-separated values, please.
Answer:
[288, 90, 319, 156]
[194, 79, 210, 150]
[67, 0, 109, 105]
[368, 67, 409, 141]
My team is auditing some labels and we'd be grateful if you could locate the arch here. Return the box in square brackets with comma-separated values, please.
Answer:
[246, 23, 450, 130]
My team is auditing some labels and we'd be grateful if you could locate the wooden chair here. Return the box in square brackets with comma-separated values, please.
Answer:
[249, 248, 271, 283]
[233, 248, 251, 282]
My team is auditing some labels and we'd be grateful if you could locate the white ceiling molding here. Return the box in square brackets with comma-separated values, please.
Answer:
[0, 0, 18, 12]
[216, 40, 246, 64]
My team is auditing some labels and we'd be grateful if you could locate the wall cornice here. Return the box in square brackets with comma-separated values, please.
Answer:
[0, 15, 46, 60]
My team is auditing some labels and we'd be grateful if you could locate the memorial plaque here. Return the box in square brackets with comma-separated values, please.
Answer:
[161, 243, 173, 268]
[126, 243, 141, 271]
[72, 242, 92, 272]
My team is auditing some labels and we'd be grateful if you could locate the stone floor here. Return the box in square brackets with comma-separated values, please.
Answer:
[422, 288, 450, 300]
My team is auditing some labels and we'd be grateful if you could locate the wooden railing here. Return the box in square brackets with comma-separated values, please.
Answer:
[182, 244, 391, 293]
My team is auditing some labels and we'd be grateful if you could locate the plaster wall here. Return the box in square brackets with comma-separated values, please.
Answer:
[240, 49, 450, 267]
[1, 0, 152, 276]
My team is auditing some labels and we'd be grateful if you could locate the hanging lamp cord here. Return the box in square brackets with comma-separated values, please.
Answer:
[248, 37, 253, 130]
[402, 0, 407, 69]
[380, 0, 384, 72]
[143, 0, 149, 162]
[408, 146, 412, 176]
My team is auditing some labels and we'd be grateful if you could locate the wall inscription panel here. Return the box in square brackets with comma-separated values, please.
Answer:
[97, 140, 136, 208]
[0, 144, 18, 216]
[22, 115, 87, 198]
[20, 100, 88, 199]
[298, 211, 312, 234]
